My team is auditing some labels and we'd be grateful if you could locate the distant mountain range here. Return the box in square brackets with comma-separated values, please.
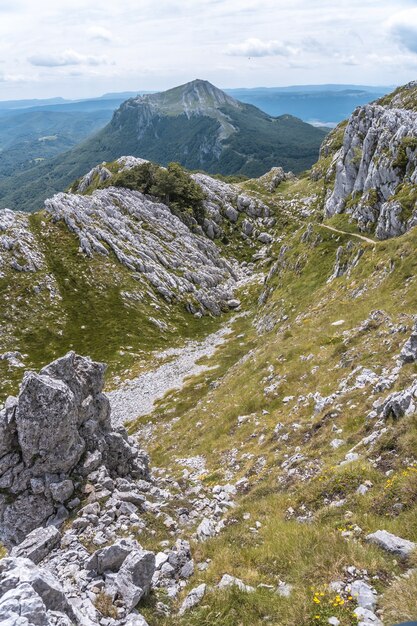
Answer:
[225, 85, 391, 125]
[0, 80, 327, 211]
[0, 93, 142, 185]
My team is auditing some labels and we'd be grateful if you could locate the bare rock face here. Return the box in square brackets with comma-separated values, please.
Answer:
[10, 526, 61, 564]
[324, 89, 417, 238]
[0, 352, 149, 547]
[256, 166, 295, 192]
[399, 319, 417, 364]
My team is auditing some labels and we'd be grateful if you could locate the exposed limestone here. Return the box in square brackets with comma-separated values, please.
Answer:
[218, 574, 255, 593]
[178, 583, 206, 615]
[325, 95, 417, 238]
[115, 549, 155, 611]
[10, 527, 61, 564]
[46, 186, 240, 316]
[366, 530, 416, 559]
[0, 351, 149, 547]
[399, 319, 417, 363]
[76, 162, 113, 193]
[257, 166, 295, 192]
[0, 209, 44, 276]
[0, 557, 80, 625]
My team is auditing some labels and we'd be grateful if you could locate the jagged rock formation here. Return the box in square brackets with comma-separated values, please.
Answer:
[0, 209, 44, 275]
[72, 155, 273, 245]
[0, 351, 149, 547]
[0, 159, 274, 321]
[324, 81, 417, 238]
[46, 187, 239, 316]
[257, 166, 295, 192]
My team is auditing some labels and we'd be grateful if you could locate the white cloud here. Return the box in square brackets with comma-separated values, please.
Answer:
[0, 0, 416, 99]
[388, 8, 417, 53]
[28, 49, 109, 67]
[87, 25, 113, 42]
[0, 72, 26, 82]
[225, 38, 294, 57]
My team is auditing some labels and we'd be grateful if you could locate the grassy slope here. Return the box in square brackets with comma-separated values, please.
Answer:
[122, 175, 417, 625]
[0, 211, 226, 400]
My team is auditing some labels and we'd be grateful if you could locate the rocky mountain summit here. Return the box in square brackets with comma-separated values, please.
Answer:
[324, 81, 417, 238]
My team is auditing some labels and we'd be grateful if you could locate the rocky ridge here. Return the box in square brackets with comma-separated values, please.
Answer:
[0, 159, 280, 399]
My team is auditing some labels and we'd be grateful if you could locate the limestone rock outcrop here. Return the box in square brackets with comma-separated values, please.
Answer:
[46, 186, 240, 316]
[0, 208, 45, 275]
[324, 82, 417, 238]
[0, 351, 149, 547]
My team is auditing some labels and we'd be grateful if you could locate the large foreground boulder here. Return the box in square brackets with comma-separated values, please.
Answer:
[0, 352, 150, 547]
[0, 557, 80, 625]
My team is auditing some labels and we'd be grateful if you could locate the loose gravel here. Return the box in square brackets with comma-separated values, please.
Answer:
[107, 322, 234, 426]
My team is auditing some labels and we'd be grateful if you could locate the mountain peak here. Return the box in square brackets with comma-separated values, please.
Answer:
[132, 79, 241, 117]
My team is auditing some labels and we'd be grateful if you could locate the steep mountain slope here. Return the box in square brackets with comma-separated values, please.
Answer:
[2, 80, 417, 626]
[0, 80, 326, 212]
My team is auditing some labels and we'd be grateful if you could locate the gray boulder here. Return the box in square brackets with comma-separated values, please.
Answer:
[366, 529, 416, 559]
[399, 320, 417, 364]
[379, 381, 417, 420]
[86, 539, 138, 574]
[16, 373, 84, 474]
[349, 580, 377, 611]
[49, 480, 74, 504]
[353, 607, 383, 626]
[257, 232, 273, 244]
[179, 583, 206, 615]
[196, 517, 216, 541]
[115, 549, 156, 611]
[0, 352, 150, 547]
[218, 574, 254, 593]
[11, 527, 61, 565]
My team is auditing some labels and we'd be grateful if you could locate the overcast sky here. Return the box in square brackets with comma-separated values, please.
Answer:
[2, 0, 417, 99]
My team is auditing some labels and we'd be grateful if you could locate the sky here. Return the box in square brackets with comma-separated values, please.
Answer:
[2, 0, 417, 99]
